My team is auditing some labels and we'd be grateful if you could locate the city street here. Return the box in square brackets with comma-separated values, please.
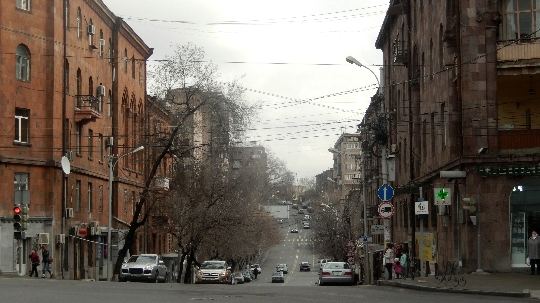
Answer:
[0, 217, 531, 303]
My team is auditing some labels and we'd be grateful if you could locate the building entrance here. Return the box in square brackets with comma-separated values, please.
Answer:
[510, 177, 540, 267]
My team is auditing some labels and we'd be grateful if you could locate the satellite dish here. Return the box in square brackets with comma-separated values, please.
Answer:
[61, 156, 71, 175]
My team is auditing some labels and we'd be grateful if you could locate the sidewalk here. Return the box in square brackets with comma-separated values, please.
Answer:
[377, 271, 540, 298]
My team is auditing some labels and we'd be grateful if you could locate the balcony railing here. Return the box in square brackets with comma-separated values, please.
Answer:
[74, 95, 101, 125]
[499, 129, 540, 150]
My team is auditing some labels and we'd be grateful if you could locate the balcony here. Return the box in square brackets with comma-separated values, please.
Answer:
[499, 129, 540, 150]
[74, 95, 101, 125]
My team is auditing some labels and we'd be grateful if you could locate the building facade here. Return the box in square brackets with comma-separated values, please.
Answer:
[362, 0, 540, 272]
[0, 0, 153, 279]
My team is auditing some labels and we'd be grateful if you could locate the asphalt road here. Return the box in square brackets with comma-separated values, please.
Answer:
[0, 217, 531, 303]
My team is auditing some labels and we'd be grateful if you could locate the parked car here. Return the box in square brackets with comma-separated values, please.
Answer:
[232, 272, 245, 284]
[271, 271, 285, 283]
[318, 259, 332, 272]
[318, 262, 354, 286]
[119, 254, 168, 283]
[242, 269, 254, 282]
[290, 228, 299, 233]
[299, 262, 311, 271]
[195, 260, 231, 284]
[303, 222, 310, 229]
[276, 263, 288, 274]
[292, 204, 298, 209]
[250, 264, 262, 274]
[298, 209, 305, 215]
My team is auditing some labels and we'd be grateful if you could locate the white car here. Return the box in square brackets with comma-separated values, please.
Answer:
[318, 262, 354, 286]
[119, 254, 168, 283]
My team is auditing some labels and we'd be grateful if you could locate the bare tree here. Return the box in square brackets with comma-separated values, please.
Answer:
[112, 43, 254, 280]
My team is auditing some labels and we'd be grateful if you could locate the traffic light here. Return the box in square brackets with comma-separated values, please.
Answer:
[21, 205, 28, 230]
[13, 205, 22, 231]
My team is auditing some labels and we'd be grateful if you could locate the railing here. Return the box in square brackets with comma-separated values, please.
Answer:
[434, 261, 466, 287]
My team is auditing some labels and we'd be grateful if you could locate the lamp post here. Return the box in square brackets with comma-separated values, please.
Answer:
[346, 55, 386, 284]
[107, 145, 144, 281]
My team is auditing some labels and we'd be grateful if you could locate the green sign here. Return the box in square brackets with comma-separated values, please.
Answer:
[477, 164, 540, 177]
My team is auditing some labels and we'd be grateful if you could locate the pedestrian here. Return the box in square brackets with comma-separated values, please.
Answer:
[528, 230, 540, 274]
[394, 243, 403, 259]
[400, 248, 409, 279]
[252, 265, 258, 280]
[393, 257, 402, 279]
[41, 245, 53, 278]
[384, 243, 394, 280]
[28, 249, 40, 277]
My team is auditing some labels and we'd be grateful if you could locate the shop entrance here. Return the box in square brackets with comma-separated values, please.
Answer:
[510, 177, 540, 267]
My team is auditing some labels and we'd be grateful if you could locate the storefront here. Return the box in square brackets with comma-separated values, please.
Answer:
[510, 176, 540, 267]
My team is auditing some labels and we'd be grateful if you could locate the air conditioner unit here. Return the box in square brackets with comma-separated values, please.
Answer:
[56, 234, 66, 244]
[38, 233, 49, 245]
[87, 24, 95, 35]
[66, 150, 73, 161]
[106, 137, 114, 148]
[96, 85, 106, 97]
[70, 226, 79, 236]
[66, 208, 74, 218]
[390, 144, 399, 154]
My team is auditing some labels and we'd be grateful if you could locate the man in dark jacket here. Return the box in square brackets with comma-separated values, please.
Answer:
[528, 231, 540, 274]
[28, 249, 40, 277]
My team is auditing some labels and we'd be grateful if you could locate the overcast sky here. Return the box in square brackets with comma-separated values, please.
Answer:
[103, 0, 386, 180]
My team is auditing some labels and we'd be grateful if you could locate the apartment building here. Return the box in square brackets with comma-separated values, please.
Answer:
[0, 0, 153, 280]
[361, 0, 540, 271]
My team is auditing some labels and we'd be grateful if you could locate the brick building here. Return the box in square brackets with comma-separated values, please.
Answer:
[358, 0, 540, 272]
[0, 0, 154, 280]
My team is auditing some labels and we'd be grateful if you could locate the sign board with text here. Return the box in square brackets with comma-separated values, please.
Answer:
[371, 224, 385, 234]
[434, 188, 451, 205]
[415, 201, 429, 214]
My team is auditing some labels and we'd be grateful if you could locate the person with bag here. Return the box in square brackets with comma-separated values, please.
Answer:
[41, 245, 53, 278]
[28, 249, 40, 277]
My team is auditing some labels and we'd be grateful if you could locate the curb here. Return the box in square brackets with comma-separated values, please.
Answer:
[377, 280, 530, 298]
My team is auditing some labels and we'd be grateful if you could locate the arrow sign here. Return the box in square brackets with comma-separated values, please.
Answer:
[377, 184, 394, 201]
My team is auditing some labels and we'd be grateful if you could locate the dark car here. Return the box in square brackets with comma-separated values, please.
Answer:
[271, 271, 285, 283]
[299, 262, 311, 271]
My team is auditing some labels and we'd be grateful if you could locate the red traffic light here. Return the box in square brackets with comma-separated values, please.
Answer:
[13, 206, 21, 214]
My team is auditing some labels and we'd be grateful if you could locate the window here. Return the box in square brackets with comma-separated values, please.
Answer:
[88, 129, 93, 160]
[66, 0, 70, 30]
[99, 30, 104, 57]
[108, 38, 112, 64]
[139, 63, 143, 86]
[98, 185, 103, 213]
[76, 8, 82, 39]
[76, 180, 81, 211]
[14, 108, 30, 143]
[65, 59, 69, 94]
[124, 49, 128, 73]
[88, 182, 93, 213]
[346, 163, 358, 170]
[88, 19, 94, 46]
[76, 124, 81, 155]
[16, 45, 30, 81]
[16, 0, 30, 11]
[98, 134, 103, 162]
[132, 191, 136, 215]
[131, 57, 135, 79]
[345, 143, 358, 149]
[345, 174, 360, 180]
[124, 189, 128, 215]
[500, 0, 540, 41]
[76, 68, 82, 107]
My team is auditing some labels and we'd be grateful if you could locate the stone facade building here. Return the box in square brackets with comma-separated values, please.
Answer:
[360, 0, 540, 272]
[0, 0, 154, 279]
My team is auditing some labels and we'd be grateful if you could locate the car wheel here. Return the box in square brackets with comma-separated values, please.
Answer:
[118, 277, 126, 282]
[150, 273, 158, 283]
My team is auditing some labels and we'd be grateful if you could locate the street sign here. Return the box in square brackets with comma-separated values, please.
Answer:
[377, 184, 394, 201]
[415, 201, 429, 214]
[434, 188, 451, 205]
[371, 224, 385, 234]
[360, 236, 373, 243]
[378, 202, 394, 219]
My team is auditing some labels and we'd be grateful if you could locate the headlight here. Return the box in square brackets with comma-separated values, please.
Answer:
[220, 271, 226, 276]
[144, 264, 154, 270]
[122, 264, 127, 268]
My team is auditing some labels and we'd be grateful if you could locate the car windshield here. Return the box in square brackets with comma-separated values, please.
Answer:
[128, 255, 156, 264]
[325, 263, 350, 269]
[201, 262, 226, 269]
[272, 272, 282, 276]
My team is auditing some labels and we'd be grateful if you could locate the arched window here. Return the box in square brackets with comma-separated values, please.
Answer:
[76, 7, 82, 39]
[88, 76, 93, 96]
[99, 29, 104, 57]
[15, 44, 30, 81]
[76, 68, 82, 107]
[139, 63, 143, 86]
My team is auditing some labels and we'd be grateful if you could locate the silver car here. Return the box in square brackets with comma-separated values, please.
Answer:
[119, 254, 168, 283]
[195, 260, 231, 284]
[318, 262, 354, 286]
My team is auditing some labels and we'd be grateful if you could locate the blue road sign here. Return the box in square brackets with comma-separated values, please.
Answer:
[377, 184, 394, 201]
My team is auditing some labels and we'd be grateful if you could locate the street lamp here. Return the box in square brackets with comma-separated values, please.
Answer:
[107, 145, 144, 281]
[345, 56, 380, 88]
